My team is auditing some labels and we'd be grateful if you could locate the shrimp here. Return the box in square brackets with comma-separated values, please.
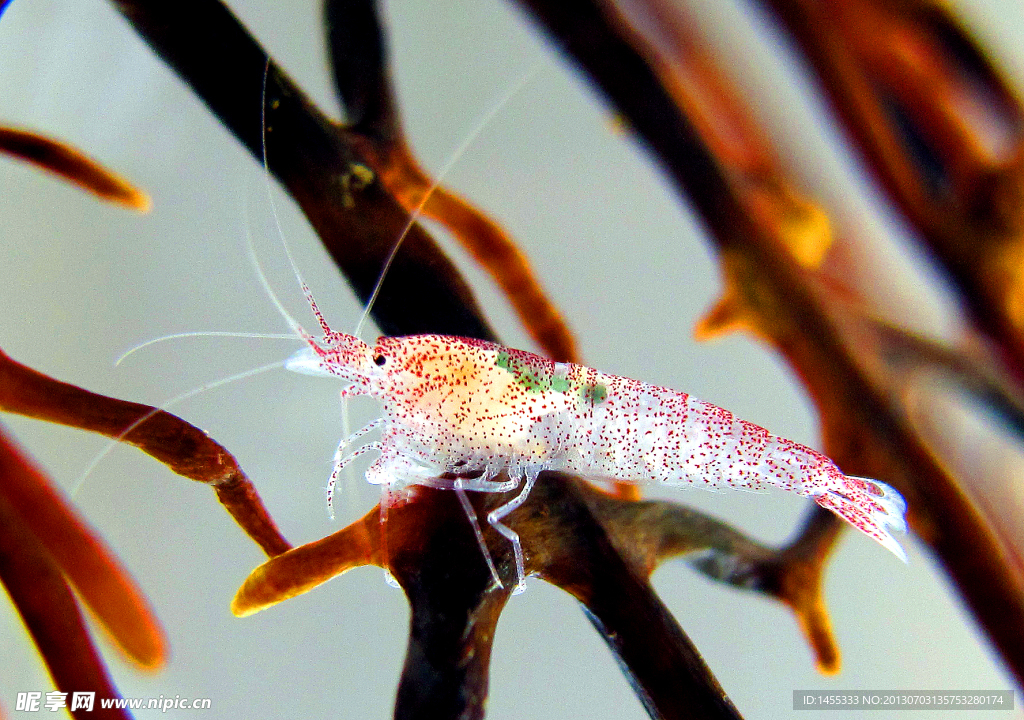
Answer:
[243, 54, 905, 596]
[286, 299, 908, 594]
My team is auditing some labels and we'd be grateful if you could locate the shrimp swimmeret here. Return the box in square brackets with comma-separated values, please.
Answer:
[287, 303, 909, 594]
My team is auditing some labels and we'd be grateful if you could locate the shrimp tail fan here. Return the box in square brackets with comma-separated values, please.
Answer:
[815, 477, 909, 562]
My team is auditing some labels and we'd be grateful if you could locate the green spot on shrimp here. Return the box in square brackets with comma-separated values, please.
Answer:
[495, 351, 512, 371]
[494, 350, 551, 393]
[551, 375, 570, 393]
[582, 383, 608, 405]
[518, 368, 550, 393]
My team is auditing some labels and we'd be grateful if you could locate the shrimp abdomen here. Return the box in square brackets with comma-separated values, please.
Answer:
[564, 374, 908, 559]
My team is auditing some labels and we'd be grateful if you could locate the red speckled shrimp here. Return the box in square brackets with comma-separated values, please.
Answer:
[287, 302, 908, 594]
[248, 63, 904, 594]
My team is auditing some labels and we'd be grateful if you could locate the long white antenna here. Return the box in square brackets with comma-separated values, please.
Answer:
[352, 61, 543, 338]
[71, 359, 285, 498]
[250, 59, 542, 522]
[116, 331, 297, 366]
[258, 59, 329, 339]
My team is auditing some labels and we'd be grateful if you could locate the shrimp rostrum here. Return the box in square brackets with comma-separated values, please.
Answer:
[288, 326, 908, 594]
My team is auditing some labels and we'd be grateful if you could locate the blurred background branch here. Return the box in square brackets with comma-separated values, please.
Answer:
[2, 0, 1023, 718]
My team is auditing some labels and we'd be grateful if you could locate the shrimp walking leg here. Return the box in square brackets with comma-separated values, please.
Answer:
[454, 480, 503, 589]
[486, 468, 540, 595]
[406, 474, 514, 589]
[445, 473, 521, 494]
[414, 470, 537, 591]
[326, 439, 384, 518]
[378, 486, 400, 589]
[411, 471, 522, 494]
[335, 418, 382, 455]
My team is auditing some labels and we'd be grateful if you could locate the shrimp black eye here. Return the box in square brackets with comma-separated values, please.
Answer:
[373, 354, 387, 366]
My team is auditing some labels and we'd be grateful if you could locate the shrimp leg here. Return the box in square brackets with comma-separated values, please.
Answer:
[326, 432, 384, 518]
[454, 479, 503, 590]
[339, 385, 367, 400]
[335, 418, 382, 455]
[407, 474, 506, 589]
[414, 470, 530, 590]
[446, 473, 521, 494]
[486, 468, 540, 595]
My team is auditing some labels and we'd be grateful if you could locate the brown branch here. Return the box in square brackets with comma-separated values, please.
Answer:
[0, 126, 151, 211]
[355, 134, 583, 365]
[0, 430, 138, 719]
[518, 0, 1024, 685]
[760, 0, 1024, 370]
[233, 472, 855, 717]
[0, 347, 289, 557]
[232, 507, 379, 616]
[0, 424, 166, 669]
[111, 0, 494, 341]
[591, 491, 844, 674]
[325, 0, 579, 364]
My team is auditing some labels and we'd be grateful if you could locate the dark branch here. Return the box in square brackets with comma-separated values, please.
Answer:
[110, 0, 494, 340]
[325, 0, 399, 136]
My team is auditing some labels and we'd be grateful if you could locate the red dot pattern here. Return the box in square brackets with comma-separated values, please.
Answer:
[305, 333, 907, 559]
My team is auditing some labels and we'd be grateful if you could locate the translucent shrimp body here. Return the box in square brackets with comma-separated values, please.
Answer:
[289, 329, 907, 591]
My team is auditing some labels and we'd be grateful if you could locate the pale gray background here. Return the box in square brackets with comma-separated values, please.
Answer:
[0, 0, 1021, 718]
